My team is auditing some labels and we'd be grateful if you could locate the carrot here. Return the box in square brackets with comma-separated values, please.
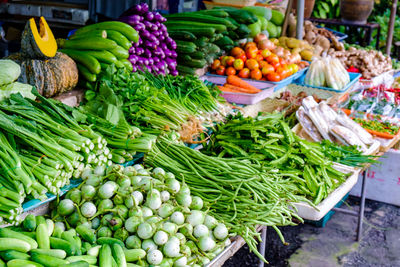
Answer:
[226, 75, 261, 93]
[217, 85, 244, 93]
[223, 84, 259, 94]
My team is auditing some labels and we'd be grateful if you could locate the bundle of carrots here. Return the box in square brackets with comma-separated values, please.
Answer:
[218, 75, 262, 94]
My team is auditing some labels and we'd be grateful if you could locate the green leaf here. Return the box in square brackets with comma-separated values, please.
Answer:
[106, 104, 120, 125]
[321, 2, 330, 12]
[320, 9, 327, 19]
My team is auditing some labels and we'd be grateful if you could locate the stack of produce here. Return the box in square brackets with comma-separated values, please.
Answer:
[2, 163, 233, 266]
[329, 46, 392, 79]
[145, 135, 311, 262]
[304, 56, 350, 90]
[119, 3, 178, 75]
[163, 8, 258, 75]
[58, 21, 138, 88]
[211, 40, 306, 82]
[275, 36, 317, 62]
[0, 90, 110, 224]
[8, 17, 79, 97]
[296, 96, 376, 153]
[242, 6, 284, 38]
[0, 60, 35, 100]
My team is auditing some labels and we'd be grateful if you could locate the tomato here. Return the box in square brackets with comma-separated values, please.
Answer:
[250, 68, 262, 80]
[238, 68, 250, 78]
[211, 59, 221, 70]
[221, 56, 230, 66]
[266, 54, 279, 65]
[276, 66, 287, 79]
[226, 56, 235, 66]
[236, 53, 247, 62]
[261, 64, 274, 76]
[259, 61, 268, 69]
[261, 49, 272, 59]
[245, 46, 258, 59]
[231, 47, 244, 57]
[279, 58, 288, 65]
[226, 66, 236, 76]
[245, 59, 259, 70]
[255, 54, 264, 62]
[271, 61, 281, 70]
[288, 63, 299, 74]
[216, 66, 226, 75]
[267, 72, 281, 82]
[233, 59, 244, 70]
[245, 42, 257, 50]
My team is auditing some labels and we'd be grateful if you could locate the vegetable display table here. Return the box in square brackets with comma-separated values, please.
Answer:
[307, 18, 381, 50]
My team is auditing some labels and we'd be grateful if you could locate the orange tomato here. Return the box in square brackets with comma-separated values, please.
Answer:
[221, 56, 229, 66]
[271, 61, 281, 70]
[279, 58, 288, 65]
[246, 47, 258, 59]
[226, 66, 236, 76]
[255, 54, 264, 62]
[211, 59, 221, 70]
[266, 54, 279, 65]
[276, 66, 287, 78]
[245, 42, 257, 50]
[231, 47, 244, 57]
[245, 59, 259, 70]
[261, 64, 274, 76]
[250, 68, 262, 80]
[233, 59, 244, 70]
[236, 53, 247, 62]
[226, 56, 235, 66]
[238, 68, 250, 78]
[259, 61, 268, 69]
[261, 49, 272, 59]
[216, 66, 226, 76]
[267, 72, 281, 82]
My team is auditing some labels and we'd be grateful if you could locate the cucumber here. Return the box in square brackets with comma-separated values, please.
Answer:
[45, 219, 54, 237]
[19, 232, 36, 239]
[126, 263, 141, 267]
[167, 30, 197, 42]
[59, 49, 101, 74]
[213, 7, 258, 24]
[106, 30, 131, 50]
[123, 249, 146, 262]
[165, 26, 215, 38]
[0, 228, 38, 250]
[165, 14, 235, 29]
[75, 225, 96, 245]
[36, 223, 50, 249]
[73, 237, 81, 256]
[180, 58, 206, 68]
[52, 226, 63, 239]
[82, 50, 117, 65]
[96, 237, 125, 248]
[73, 21, 139, 42]
[228, 30, 239, 40]
[196, 9, 229, 17]
[0, 250, 30, 261]
[175, 40, 197, 54]
[119, 59, 133, 72]
[194, 36, 209, 47]
[109, 45, 129, 59]
[189, 51, 204, 60]
[225, 16, 240, 27]
[30, 253, 69, 267]
[63, 38, 117, 51]
[177, 65, 196, 75]
[30, 249, 67, 259]
[22, 214, 36, 232]
[61, 231, 79, 256]
[70, 30, 107, 40]
[60, 261, 89, 267]
[66, 255, 97, 265]
[36, 216, 46, 226]
[99, 244, 112, 267]
[177, 53, 191, 62]
[165, 21, 227, 33]
[6, 259, 43, 267]
[236, 24, 251, 38]
[81, 242, 91, 255]
[49, 237, 75, 256]
[0, 238, 30, 253]
[214, 36, 234, 47]
[111, 244, 126, 267]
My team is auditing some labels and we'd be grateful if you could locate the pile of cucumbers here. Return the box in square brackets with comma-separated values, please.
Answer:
[164, 8, 257, 75]
[59, 21, 138, 90]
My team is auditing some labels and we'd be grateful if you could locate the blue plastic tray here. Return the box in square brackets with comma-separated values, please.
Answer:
[316, 25, 348, 41]
[294, 72, 361, 93]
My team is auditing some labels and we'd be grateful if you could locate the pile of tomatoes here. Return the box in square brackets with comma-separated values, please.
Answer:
[210, 42, 303, 82]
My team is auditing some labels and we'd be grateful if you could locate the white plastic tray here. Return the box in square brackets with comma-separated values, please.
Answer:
[293, 165, 361, 221]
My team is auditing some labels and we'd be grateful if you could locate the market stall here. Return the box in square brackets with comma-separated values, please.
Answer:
[0, 1, 399, 266]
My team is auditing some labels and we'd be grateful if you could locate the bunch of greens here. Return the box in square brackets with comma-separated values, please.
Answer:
[313, 0, 340, 19]
[145, 135, 308, 263]
[371, 9, 400, 50]
[201, 113, 349, 204]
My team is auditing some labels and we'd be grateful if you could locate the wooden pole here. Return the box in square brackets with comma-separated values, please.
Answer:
[281, 0, 294, 37]
[296, 0, 304, 40]
[386, 0, 398, 55]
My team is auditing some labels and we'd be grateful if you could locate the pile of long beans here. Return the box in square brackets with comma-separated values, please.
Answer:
[144, 136, 309, 263]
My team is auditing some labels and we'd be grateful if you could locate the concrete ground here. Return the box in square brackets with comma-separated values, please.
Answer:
[223, 196, 400, 267]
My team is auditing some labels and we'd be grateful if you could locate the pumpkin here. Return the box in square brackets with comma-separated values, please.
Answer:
[8, 52, 79, 97]
[21, 17, 57, 59]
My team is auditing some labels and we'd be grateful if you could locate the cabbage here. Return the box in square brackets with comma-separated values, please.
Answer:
[0, 82, 35, 101]
[0, 60, 21, 86]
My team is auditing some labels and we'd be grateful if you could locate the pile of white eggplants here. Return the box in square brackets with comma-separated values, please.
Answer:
[53, 164, 231, 266]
